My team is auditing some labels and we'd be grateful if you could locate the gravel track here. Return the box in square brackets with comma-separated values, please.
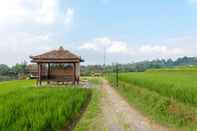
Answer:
[100, 80, 169, 131]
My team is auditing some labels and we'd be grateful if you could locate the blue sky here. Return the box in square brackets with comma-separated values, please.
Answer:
[0, 0, 197, 65]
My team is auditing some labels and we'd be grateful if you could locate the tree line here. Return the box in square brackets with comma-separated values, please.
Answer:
[81, 56, 197, 75]
[0, 61, 28, 81]
[1, 56, 197, 80]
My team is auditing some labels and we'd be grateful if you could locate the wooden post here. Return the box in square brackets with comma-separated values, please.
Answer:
[36, 63, 39, 86]
[39, 63, 42, 86]
[77, 63, 80, 85]
[116, 63, 119, 87]
[73, 63, 76, 84]
[47, 63, 50, 84]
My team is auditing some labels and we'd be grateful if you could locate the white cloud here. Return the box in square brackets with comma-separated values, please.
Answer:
[79, 36, 196, 64]
[138, 45, 185, 60]
[107, 41, 128, 53]
[80, 37, 129, 54]
[0, 0, 75, 65]
[0, 0, 26, 26]
[34, 0, 58, 24]
[139, 45, 184, 55]
[139, 45, 166, 53]
[0, 0, 56, 25]
[80, 43, 98, 51]
[79, 37, 131, 64]
[0, 0, 74, 27]
[0, 32, 59, 65]
[79, 37, 185, 57]
[64, 8, 74, 26]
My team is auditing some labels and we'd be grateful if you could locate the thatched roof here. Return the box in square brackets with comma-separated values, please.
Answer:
[30, 46, 84, 63]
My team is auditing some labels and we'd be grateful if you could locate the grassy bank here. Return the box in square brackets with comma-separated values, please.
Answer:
[0, 80, 91, 131]
[106, 71, 197, 130]
[74, 77, 102, 131]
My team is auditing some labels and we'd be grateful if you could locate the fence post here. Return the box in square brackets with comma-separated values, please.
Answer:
[113, 63, 115, 87]
[116, 63, 119, 87]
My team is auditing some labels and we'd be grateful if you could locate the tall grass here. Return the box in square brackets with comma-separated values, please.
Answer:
[74, 77, 105, 131]
[0, 80, 34, 94]
[118, 72, 197, 106]
[114, 81, 197, 130]
[0, 80, 91, 131]
[106, 69, 197, 130]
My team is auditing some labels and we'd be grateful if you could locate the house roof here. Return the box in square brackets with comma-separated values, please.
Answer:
[30, 46, 84, 63]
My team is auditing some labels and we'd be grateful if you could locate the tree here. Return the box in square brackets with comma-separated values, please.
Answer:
[166, 59, 174, 67]
[11, 61, 28, 75]
[0, 64, 10, 75]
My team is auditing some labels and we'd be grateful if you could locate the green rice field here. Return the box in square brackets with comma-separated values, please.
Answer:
[0, 80, 91, 131]
[106, 68, 197, 130]
[119, 71, 197, 106]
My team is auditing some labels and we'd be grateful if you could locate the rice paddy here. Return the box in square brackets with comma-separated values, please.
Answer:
[119, 71, 197, 106]
[106, 68, 197, 130]
[0, 80, 91, 131]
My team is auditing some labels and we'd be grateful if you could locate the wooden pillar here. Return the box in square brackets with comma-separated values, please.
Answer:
[73, 63, 76, 84]
[36, 63, 41, 86]
[38, 63, 42, 86]
[76, 63, 80, 85]
[36, 63, 39, 86]
[47, 63, 50, 84]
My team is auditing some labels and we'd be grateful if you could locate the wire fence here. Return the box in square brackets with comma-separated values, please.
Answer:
[104, 63, 119, 88]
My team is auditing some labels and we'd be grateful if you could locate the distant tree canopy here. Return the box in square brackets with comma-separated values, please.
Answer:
[0, 61, 28, 81]
[0, 64, 10, 76]
[11, 62, 28, 75]
[1, 56, 197, 78]
[81, 56, 197, 75]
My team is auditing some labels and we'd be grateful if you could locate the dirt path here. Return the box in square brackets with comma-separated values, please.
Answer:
[100, 80, 169, 131]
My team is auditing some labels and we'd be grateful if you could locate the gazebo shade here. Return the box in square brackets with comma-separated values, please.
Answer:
[30, 46, 84, 63]
[30, 46, 83, 85]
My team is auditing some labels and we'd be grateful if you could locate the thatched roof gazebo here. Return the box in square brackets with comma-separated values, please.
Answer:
[30, 46, 84, 86]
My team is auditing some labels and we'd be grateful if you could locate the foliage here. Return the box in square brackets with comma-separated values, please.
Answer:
[0, 80, 91, 131]
[0, 61, 28, 81]
[11, 61, 28, 75]
[1, 56, 197, 79]
[113, 56, 197, 72]
[0, 64, 10, 75]
[81, 56, 197, 75]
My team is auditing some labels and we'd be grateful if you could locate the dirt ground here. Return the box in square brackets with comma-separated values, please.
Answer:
[100, 79, 169, 131]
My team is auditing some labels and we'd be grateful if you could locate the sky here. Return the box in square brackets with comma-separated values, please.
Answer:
[0, 0, 197, 65]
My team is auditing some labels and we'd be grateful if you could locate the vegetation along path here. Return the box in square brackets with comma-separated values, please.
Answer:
[100, 79, 169, 131]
